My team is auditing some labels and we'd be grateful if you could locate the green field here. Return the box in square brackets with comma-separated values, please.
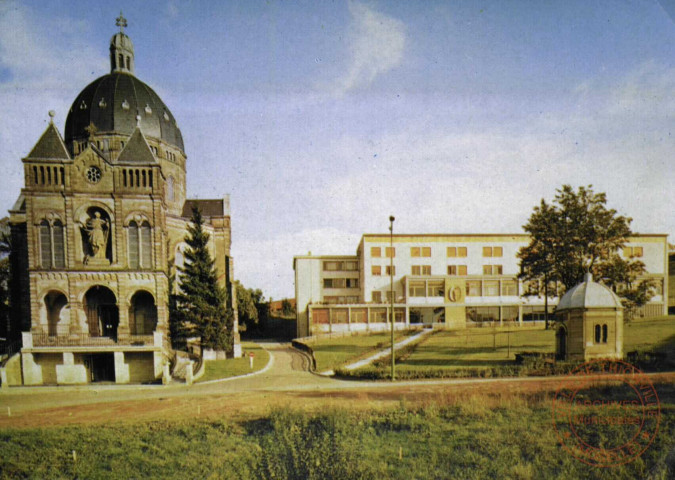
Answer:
[197, 342, 270, 382]
[1, 382, 673, 479]
[307, 330, 414, 372]
[334, 317, 675, 379]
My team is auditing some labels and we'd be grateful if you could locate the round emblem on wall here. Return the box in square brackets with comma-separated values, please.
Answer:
[85, 166, 102, 184]
[448, 286, 462, 302]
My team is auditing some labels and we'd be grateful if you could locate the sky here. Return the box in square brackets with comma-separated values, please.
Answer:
[0, 0, 673, 300]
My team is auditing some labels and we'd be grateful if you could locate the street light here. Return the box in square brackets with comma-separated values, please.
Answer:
[389, 215, 395, 381]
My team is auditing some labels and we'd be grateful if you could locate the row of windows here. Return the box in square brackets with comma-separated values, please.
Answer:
[122, 168, 153, 188]
[323, 260, 359, 272]
[370, 246, 504, 258]
[323, 278, 360, 289]
[370, 264, 504, 276]
[38, 220, 152, 269]
[466, 279, 518, 297]
[408, 281, 444, 298]
[322, 295, 360, 304]
[32, 165, 65, 186]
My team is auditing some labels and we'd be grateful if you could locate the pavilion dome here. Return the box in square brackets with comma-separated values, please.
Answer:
[556, 273, 623, 311]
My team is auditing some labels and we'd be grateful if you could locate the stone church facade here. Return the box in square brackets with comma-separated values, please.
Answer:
[6, 16, 240, 385]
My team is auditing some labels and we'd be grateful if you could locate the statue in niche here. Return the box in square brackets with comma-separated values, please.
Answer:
[81, 211, 110, 265]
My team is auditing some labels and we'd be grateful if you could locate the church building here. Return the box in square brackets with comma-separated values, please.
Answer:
[5, 16, 239, 385]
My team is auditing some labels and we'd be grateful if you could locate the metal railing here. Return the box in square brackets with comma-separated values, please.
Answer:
[31, 333, 156, 347]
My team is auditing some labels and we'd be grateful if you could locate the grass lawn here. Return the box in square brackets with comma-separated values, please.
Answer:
[197, 342, 270, 382]
[1, 382, 673, 479]
[338, 316, 675, 379]
[308, 330, 414, 372]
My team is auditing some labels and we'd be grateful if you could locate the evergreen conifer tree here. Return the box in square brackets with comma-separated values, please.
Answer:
[174, 207, 232, 354]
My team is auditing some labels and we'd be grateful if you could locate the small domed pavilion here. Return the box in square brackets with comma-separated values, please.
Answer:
[555, 273, 624, 362]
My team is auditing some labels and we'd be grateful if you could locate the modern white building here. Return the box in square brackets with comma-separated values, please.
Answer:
[294, 233, 669, 337]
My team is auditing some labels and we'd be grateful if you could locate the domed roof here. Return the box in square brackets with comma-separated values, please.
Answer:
[556, 273, 623, 311]
[64, 73, 184, 152]
[64, 15, 184, 153]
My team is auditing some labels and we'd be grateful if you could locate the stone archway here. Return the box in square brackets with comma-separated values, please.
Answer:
[44, 291, 68, 336]
[84, 286, 118, 340]
[129, 291, 157, 335]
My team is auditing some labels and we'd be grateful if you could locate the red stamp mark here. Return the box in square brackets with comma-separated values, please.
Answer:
[552, 360, 660, 467]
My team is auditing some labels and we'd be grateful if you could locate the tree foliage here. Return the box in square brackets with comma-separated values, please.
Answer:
[518, 185, 654, 315]
[235, 282, 269, 333]
[172, 208, 233, 353]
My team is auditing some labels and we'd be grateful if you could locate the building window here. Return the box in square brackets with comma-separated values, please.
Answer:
[501, 280, 518, 296]
[483, 246, 503, 257]
[372, 265, 382, 276]
[386, 290, 396, 302]
[594, 325, 601, 343]
[411, 265, 431, 275]
[466, 281, 481, 297]
[372, 291, 382, 303]
[602, 324, 608, 343]
[447, 265, 467, 275]
[411, 246, 431, 257]
[346, 278, 359, 288]
[623, 246, 643, 258]
[427, 281, 444, 297]
[371, 247, 381, 257]
[39, 219, 65, 269]
[483, 281, 499, 296]
[323, 261, 341, 271]
[447, 246, 467, 257]
[409, 282, 426, 297]
[344, 261, 358, 271]
[128, 221, 152, 269]
[483, 265, 503, 275]
[466, 307, 500, 323]
[385, 247, 396, 258]
[386, 265, 396, 275]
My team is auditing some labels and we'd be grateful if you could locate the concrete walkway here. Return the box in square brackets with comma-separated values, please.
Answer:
[320, 328, 433, 375]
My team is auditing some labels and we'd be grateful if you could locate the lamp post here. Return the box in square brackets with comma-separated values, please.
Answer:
[389, 215, 395, 381]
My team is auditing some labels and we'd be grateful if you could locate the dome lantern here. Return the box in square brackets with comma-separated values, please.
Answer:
[110, 12, 134, 74]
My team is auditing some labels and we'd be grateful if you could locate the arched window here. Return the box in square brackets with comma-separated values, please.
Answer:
[128, 221, 139, 268]
[594, 325, 601, 344]
[602, 324, 608, 343]
[39, 219, 65, 268]
[128, 220, 152, 269]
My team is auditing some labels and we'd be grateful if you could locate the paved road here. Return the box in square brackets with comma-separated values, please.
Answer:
[1, 342, 673, 426]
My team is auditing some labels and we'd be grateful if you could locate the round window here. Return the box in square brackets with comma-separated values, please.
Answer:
[86, 166, 102, 184]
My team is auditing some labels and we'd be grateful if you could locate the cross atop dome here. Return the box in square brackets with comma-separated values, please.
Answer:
[110, 13, 135, 74]
[116, 12, 127, 33]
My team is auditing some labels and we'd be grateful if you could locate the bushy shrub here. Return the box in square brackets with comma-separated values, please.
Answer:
[254, 408, 375, 480]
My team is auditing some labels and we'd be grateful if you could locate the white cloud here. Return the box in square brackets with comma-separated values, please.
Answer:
[329, 1, 405, 95]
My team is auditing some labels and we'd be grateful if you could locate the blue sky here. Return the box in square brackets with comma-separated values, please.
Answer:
[0, 0, 673, 299]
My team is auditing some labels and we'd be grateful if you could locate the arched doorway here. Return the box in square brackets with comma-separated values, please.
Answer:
[84, 286, 118, 340]
[45, 291, 68, 336]
[129, 291, 157, 335]
[556, 326, 567, 360]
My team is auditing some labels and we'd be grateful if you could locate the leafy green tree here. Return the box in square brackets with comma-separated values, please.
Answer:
[518, 185, 653, 318]
[174, 207, 233, 354]
[235, 281, 259, 331]
[281, 299, 294, 316]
